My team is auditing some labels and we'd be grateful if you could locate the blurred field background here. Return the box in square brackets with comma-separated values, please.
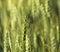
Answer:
[0, 0, 60, 52]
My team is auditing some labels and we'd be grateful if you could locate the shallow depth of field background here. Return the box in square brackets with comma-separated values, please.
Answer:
[0, 0, 60, 52]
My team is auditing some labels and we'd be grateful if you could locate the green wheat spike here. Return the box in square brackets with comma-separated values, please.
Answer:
[0, 0, 60, 52]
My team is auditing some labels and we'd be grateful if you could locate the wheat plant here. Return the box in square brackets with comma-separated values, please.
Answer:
[0, 0, 60, 52]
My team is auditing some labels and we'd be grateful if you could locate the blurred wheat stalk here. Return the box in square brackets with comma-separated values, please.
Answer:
[0, 0, 60, 52]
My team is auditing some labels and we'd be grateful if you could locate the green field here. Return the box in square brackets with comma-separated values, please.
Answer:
[0, 0, 60, 52]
